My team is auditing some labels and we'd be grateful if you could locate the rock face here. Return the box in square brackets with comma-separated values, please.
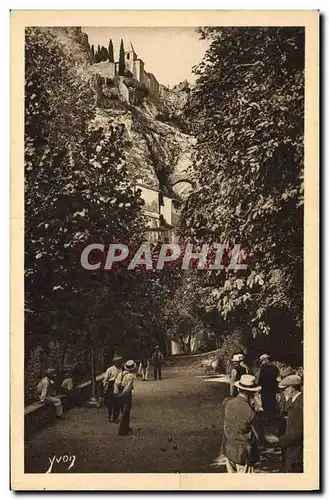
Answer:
[39, 27, 93, 65]
[90, 77, 195, 198]
[158, 81, 191, 132]
[40, 27, 195, 199]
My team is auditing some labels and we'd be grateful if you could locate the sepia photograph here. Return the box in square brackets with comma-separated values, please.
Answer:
[11, 10, 319, 490]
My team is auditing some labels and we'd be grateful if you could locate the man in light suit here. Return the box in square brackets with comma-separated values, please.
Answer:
[278, 374, 303, 472]
[103, 356, 123, 423]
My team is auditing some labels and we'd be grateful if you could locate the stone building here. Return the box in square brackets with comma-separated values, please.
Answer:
[134, 184, 179, 243]
[92, 41, 159, 98]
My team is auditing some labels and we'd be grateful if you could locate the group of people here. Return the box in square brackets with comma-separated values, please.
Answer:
[36, 367, 84, 418]
[223, 352, 303, 473]
[35, 346, 164, 437]
[137, 345, 164, 381]
[103, 357, 138, 436]
[35, 347, 303, 473]
[102, 345, 164, 435]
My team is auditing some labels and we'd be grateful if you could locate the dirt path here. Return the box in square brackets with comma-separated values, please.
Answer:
[24, 368, 281, 474]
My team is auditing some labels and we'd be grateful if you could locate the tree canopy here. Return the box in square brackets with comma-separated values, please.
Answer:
[108, 39, 114, 62]
[119, 39, 125, 76]
[179, 27, 304, 363]
[25, 28, 146, 360]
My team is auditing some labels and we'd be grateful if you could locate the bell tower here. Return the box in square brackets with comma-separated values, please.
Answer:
[125, 41, 137, 75]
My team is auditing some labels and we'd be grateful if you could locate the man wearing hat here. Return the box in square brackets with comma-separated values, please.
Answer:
[138, 357, 150, 381]
[278, 375, 303, 472]
[258, 354, 280, 417]
[222, 374, 264, 472]
[36, 368, 63, 418]
[152, 345, 164, 381]
[230, 354, 249, 396]
[114, 360, 137, 436]
[276, 366, 295, 435]
[61, 367, 82, 408]
[103, 356, 123, 423]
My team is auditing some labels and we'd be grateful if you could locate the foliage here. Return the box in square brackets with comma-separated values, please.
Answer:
[100, 46, 109, 61]
[25, 27, 146, 361]
[108, 39, 114, 62]
[161, 271, 214, 354]
[119, 39, 125, 76]
[215, 329, 245, 373]
[180, 27, 304, 360]
[94, 44, 110, 63]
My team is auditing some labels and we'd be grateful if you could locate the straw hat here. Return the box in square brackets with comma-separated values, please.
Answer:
[124, 360, 137, 372]
[112, 355, 122, 363]
[277, 366, 294, 382]
[234, 374, 261, 392]
[278, 374, 302, 389]
[232, 353, 244, 362]
[260, 353, 270, 363]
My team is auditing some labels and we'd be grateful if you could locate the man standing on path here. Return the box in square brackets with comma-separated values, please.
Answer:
[230, 353, 249, 396]
[278, 375, 303, 472]
[36, 368, 63, 418]
[152, 345, 163, 380]
[115, 360, 137, 436]
[103, 356, 122, 423]
[221, 374, 265, 473]
[138, 358, 150, 381]
[258, 354, 280, 418]
[276, 366, 295, 436]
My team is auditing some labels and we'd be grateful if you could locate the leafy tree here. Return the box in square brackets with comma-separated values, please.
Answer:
[119, 39, 125, 76]
[180, 27, 304, 363]
[95, 44, 101, 63]
[108, 39, 114, 62]
[99, 46, 108, 62]
[25, 28, 146, 364]
[91, 44, 95, 57]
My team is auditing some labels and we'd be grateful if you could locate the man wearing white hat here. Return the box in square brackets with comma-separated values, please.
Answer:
[230, 354, 249, 396]
[114, 360, 137, 436]
[103, 356, 123, 423]
[278, 375, 303, 472]
[222, 374, 264, 472]
[258, 354, 280, 417]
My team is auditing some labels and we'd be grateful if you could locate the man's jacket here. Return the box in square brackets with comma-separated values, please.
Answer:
[221, 395, 262, 466]
[279, 393, 303, 472]
[152, 351, 163, 366]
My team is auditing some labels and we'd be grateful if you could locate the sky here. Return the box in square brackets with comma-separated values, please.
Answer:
[82, 27, 210, 87]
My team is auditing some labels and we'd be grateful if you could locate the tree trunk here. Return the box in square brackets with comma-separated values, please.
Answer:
[187, 333, 192, 353]
[89, 348, 97, 402]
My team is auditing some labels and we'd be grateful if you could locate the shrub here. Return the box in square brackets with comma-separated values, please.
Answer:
[215, 329, 245, 374]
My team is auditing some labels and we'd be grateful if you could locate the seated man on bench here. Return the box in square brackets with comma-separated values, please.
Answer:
[36, 368, 64, 418]
[61, 368, 83, 407]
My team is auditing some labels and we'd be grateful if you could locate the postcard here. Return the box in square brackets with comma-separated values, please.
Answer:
[11, 10, 319, 490]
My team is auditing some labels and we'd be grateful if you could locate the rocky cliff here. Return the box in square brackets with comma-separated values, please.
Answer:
[45, 27, 194, 200]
